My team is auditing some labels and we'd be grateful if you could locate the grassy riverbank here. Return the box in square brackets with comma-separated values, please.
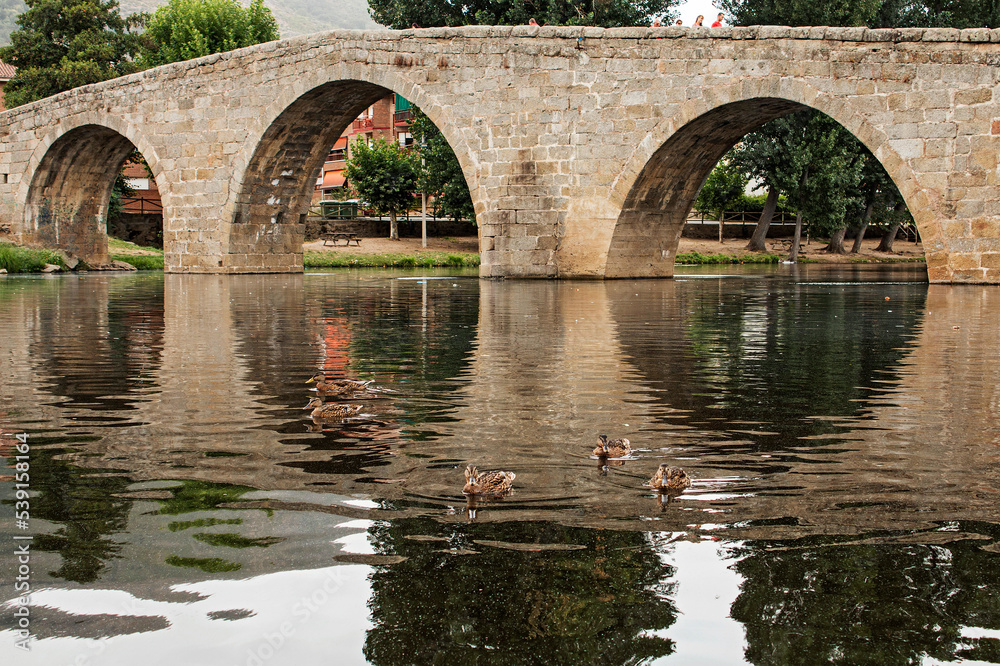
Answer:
[0, 243, 68, 273]
[303, 250, 479, 268]
[675, 251, 783, 264]
[109, 238, 165, 270]
[2, 235, 925, 274]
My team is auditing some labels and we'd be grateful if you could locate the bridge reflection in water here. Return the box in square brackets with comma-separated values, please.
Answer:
[0, 267, 998, 664]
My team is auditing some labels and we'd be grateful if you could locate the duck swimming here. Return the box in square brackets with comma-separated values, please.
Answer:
[593, 434, 632, 458]
[306, 372, 374, 397]
[649, 463, 691, 493]
[462, 464, 516, 496]
[304, 396, 363, 420]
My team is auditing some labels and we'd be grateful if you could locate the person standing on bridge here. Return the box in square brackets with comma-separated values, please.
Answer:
[693, 15, 704, 27]
[711, 13, 725, 27]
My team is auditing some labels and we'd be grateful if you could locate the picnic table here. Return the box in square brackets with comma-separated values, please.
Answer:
[322, 231, 362, 246]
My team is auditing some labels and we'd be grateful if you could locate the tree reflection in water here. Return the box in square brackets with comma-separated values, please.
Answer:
[363, 518, 679, 664]
[729, 524, 1000, 665]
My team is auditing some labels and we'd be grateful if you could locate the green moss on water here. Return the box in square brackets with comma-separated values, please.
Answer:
[156, 480, 256, 515]
[304, 251, 479, 268]
[168, 517, 244, 532]
[164, 555, 242, 573]
[192, 532, 284, 548]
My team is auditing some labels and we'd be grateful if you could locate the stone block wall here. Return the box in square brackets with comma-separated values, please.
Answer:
[0, 26, 998, 281]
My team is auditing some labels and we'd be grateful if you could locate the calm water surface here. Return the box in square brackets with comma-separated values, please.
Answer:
[1, 265, 999, 665]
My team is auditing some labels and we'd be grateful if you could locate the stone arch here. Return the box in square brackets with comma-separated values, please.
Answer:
[601, 80, 927, 278]
[21, 117, 166, 266]
[225, 65, 479, 267]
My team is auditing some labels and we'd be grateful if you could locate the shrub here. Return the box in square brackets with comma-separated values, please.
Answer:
[0, 243, 66, 273]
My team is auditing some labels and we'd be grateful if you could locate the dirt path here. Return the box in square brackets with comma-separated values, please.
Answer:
[304, 235, 924, 263]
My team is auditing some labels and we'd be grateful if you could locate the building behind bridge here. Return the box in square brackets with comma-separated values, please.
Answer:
[0, 60, 14, 112]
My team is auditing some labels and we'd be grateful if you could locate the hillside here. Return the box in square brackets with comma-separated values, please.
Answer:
[118, 0, 378, 36]
[0, 0, 377, 47]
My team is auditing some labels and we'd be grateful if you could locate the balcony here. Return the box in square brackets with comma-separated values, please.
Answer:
[393, 109, 413, 127]
[352, 117, 374, 131]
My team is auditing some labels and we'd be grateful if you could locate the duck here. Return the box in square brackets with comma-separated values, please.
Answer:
[593, 434, 632, 458]
[462, 464, 516, 496]
[649, 463, 691, 493]
[303, 396, 363, 420]
[305, 372, 374, 397]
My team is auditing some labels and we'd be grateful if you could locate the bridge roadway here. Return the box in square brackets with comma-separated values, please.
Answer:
[1, 24, 999, 281]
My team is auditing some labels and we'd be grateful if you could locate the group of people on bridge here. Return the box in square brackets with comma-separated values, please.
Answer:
[652, 12, 726, 28]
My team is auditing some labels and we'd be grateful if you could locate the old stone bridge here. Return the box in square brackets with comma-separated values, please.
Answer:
[1, 24, 999, 281]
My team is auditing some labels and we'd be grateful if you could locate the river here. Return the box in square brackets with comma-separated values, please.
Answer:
[1, 264, 998, 665]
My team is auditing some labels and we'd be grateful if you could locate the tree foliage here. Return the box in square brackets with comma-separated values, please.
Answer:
[0, 0, 142, 107]
[718, 0, 999, 27]
[344, 136, 420, 240]
[368, 0, 680, 29]
[695, 159, 747, 221]
[409, 107, 475, 224]
[138, 0, 278, 69]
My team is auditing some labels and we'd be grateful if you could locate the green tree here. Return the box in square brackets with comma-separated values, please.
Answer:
[0, 0, 143, 107]
[695, 160, 747, 242]
[344, 136, 420, 240]
[717, 0, 885, 27]
[137, 0, 278, 69]
[736, 111, 863, 261]
[369, 0, 680, 29]
[718, 0, 999, 28]
[409, 106, 476, 224]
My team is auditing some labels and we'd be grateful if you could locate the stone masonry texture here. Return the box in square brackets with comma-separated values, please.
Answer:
[1, 25, 999, 281]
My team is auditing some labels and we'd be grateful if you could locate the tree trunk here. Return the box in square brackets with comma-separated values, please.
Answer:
[851, 201, 874, 253]
[787, 209, 803, 262]
[824, 227, 847, 254]
[746, 185, 777, 252]
[875, 202, 904, 252]
[718, 210, 724, 243]
[787, 170, 808, 263]
[876, 221, 900, 252]
[389, 211, 399, 240]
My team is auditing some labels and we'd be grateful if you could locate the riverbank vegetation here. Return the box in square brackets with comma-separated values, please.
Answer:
[303, 250, 478, 268]
[0, 243, 67, 273]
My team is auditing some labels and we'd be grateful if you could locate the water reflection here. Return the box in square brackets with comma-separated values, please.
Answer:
[363, 519, 678, 664]
[730, 525, 1000, 665]
[1, 266, 999, 664]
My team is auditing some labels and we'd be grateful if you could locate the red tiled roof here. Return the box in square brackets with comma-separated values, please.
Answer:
[0, 60, 15, 79]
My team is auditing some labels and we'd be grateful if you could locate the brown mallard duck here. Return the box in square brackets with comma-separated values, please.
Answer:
[305, 372, 374, 397]
[462, 464, 516, 496]
[593, 434, 632, 458]
[304, 396, 363, 420]
[649, 463, 691, 493]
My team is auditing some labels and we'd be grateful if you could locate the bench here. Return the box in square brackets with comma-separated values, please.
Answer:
[322, 231, 361, 246]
